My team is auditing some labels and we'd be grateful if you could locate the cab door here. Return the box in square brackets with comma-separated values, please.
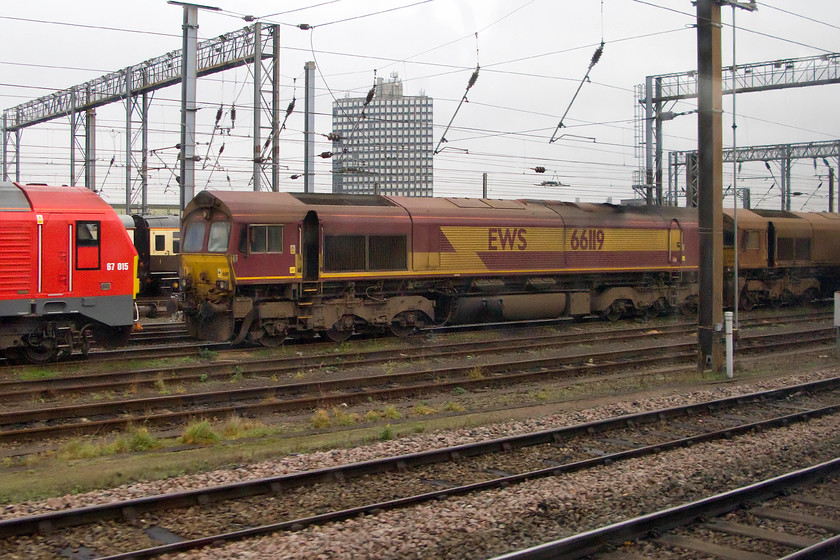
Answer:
[668, 219, 683, 265]
[39, 214, 70, 294]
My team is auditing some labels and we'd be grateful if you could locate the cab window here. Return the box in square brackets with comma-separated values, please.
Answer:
[207, 222, 231, 253]
[741, 230, 760, 251]
[182, 222, 205, 252]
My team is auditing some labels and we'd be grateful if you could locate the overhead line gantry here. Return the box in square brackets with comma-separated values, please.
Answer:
[1, 21, 281, 213]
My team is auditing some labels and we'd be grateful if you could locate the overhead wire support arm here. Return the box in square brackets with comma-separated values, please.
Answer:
[435, 33, 480, 155]
[549, 41, 604, 144]
[434, 65, 479, 155]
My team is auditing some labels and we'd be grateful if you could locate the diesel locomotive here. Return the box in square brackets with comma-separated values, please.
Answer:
[0, 182, 139, 362]
[178, 191, 840, 346]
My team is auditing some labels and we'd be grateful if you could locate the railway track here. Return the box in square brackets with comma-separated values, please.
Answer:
[0, 318, 832, 449]
[1, 377, 837, 558]
[0, 318, 834, 448]
[1, 308, 828, 370]
[495, 460, 840, 560]
[1, 309, 829, 399]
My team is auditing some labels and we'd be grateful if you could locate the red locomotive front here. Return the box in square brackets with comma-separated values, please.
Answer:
[0, 182, 138, 362]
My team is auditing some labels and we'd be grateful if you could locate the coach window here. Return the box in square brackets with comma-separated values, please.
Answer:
[248, 225, 284, 254]
[76, 221, 101, 270]
[207, 222, 231, 253]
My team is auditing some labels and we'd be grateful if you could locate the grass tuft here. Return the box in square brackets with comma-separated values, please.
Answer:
[179, 421, 221, 445]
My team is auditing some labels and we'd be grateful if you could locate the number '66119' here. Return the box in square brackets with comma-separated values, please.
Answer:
[569, 229, 605, 251]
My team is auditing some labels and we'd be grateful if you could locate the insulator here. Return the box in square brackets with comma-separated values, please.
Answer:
[218, 143, 225, 155]
[467, 68, 479, 90]
[534, 166, 546, 173]
[263, 137, 271, 150]
[298, 23, 311, 30]
[215, 107, 223, 125]
[291, 174, 301, 180]
[364, 87, 375, 105]
[230, 106, 237, 124]
[109, 156, 115, 165]
[589, 42, 604, 68]
[319, 151, 333, 159]
[286, 99, 295, 116]
[327, 132, 341, 141]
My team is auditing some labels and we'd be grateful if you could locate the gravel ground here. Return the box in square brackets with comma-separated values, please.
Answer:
[1, 367, 838, 559]
[157, 414, 839, 560]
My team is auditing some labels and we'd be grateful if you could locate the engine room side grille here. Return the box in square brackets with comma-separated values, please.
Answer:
[369, 235, 407, 270]
[0, 224, 32, 295]
[325, 235, 365, 271]
[324, 235, 407, 272]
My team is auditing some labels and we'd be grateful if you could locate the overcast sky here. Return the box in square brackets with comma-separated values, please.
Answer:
[1, 0, 838, 210]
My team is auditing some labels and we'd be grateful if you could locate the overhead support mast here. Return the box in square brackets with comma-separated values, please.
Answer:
[170, 2, 221, 213]
[304, 61, 316, 194]
[696, 0, 724, 371]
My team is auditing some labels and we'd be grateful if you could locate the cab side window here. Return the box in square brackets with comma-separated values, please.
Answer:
[76, 221, 101, 270]
[248, 225, 284, 254]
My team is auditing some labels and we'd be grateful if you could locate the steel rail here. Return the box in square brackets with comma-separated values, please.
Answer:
[0, 321, 697, 400]
[490, 458, 840, 560]
[0, 378, 836, 556]
[0, 314, 827, 400]
[0, 327, 832, 444]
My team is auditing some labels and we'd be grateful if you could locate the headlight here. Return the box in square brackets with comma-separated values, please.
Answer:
[216, 280, 229, 291]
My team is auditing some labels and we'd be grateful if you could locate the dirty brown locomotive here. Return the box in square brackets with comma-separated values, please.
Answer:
[179, 190, 840, 345]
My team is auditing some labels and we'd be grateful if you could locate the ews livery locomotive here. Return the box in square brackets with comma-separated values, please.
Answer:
[178, 191, 840, 346]
[0, 182, 139, 362]
[179, 191, 705, 345]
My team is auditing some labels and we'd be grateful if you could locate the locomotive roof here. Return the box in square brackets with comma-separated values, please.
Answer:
[187, 190, 411, 223]
[187, 190, 710, 225]
[1, 182, 114, 213]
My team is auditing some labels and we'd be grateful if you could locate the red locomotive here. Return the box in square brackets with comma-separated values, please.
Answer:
[0, 182, 139, 362]
[179, 191, 707, 345]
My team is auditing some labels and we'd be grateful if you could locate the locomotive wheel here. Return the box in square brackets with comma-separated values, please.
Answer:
[679, 300, 697, 316]
[79, 324, 96, 356]
[740, 293, 755, 311]
[21, 338, 59, 364]
[259, 333, 286, 347]
[603, 302, 623, 323]
[324, 315, 355, 342]
[325, 326, 352, 343]
[389, 311, 424, 337]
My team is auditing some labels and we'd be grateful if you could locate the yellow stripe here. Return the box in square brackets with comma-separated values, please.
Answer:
[232, 266, 697, 283]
